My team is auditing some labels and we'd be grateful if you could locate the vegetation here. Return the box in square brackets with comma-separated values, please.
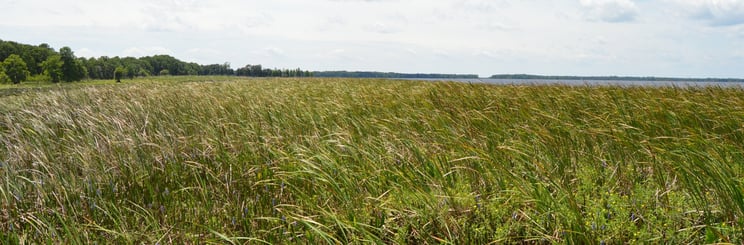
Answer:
[0, 66, 8, 84]
[41, 55, 63, 83]
[0, 40, 56, 76]
[59, 47, 87, 83]
[114, 66, 126, 83]
[1, 39, 312, 84]
[236, 65, 312, 78]
[1, 54, 30, 84]
[314, 71, 478, 79]
[1, 77, 744, 243]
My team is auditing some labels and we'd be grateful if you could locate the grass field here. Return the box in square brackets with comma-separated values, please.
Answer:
[1, 77, 744, 243]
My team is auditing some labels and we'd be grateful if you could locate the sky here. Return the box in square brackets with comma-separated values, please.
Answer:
[1, 0, 744, 78]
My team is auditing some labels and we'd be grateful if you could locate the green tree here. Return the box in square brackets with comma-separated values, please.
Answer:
[41, 55, 63, 83]
[0, 66, 9, 84]
[114, 66, 126, 82]
[159, 69, 170, 76]
[60, 47, 86, 82]
[2, 54, 30, 84]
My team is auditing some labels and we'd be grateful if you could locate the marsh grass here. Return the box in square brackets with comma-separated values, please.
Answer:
[1, 77, 744, 243]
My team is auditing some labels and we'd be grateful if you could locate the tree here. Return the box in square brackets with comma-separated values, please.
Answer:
[114, 66, 126, 82]
[60, 47, 86, 82]
[2, 54, 30, 84]
[0, 66, 9, 84]
[41, 55, 63, 83]
[159, 69, 170, 76]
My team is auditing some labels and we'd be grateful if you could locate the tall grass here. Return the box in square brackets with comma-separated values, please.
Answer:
[1, 77, 744, 243]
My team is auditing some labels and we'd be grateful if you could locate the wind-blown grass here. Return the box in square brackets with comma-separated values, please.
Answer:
[1, 77, 744, 243]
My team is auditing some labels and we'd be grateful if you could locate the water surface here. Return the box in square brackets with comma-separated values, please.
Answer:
[404, 78, 744, 88]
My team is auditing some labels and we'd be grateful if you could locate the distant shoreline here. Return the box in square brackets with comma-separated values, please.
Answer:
[311, 71, 744, 83]
[488, 74, 744, 83]
[312, 71, 478, 79]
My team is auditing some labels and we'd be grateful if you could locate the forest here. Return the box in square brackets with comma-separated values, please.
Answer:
[0, 39, 312, 84]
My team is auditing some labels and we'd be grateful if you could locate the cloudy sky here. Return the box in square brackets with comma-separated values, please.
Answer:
[2, 0, 744, 78]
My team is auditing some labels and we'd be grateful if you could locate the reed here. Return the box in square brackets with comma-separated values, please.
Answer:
[1, 77, 743, 243]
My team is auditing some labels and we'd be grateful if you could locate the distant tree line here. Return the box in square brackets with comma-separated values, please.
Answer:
[489, 74, 744, 83]
[313, 71, 479, 79]
[0, 39, 312, 84]
[236, 65, 313, 77]
[0, 40, 56, 83]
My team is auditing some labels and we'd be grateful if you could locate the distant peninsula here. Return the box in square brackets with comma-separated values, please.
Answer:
[489, 74, 744, 83]
[312, 71, 479, 79]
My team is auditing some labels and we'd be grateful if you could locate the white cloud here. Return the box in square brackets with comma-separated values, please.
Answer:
[453, 0, 509, 12]
[580, 0, 638, 22]
[76, 48, 98, 58]
[365, 22, 400, 34]
[323, 49, 352, 60]
[478, 21, 515, 31]
[256, 47, 286, 58]
[328, 0, 392, 2]
[672, 0, 744, 26]
[123, 47, 172, 57]
[2, 0, 744, 78]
